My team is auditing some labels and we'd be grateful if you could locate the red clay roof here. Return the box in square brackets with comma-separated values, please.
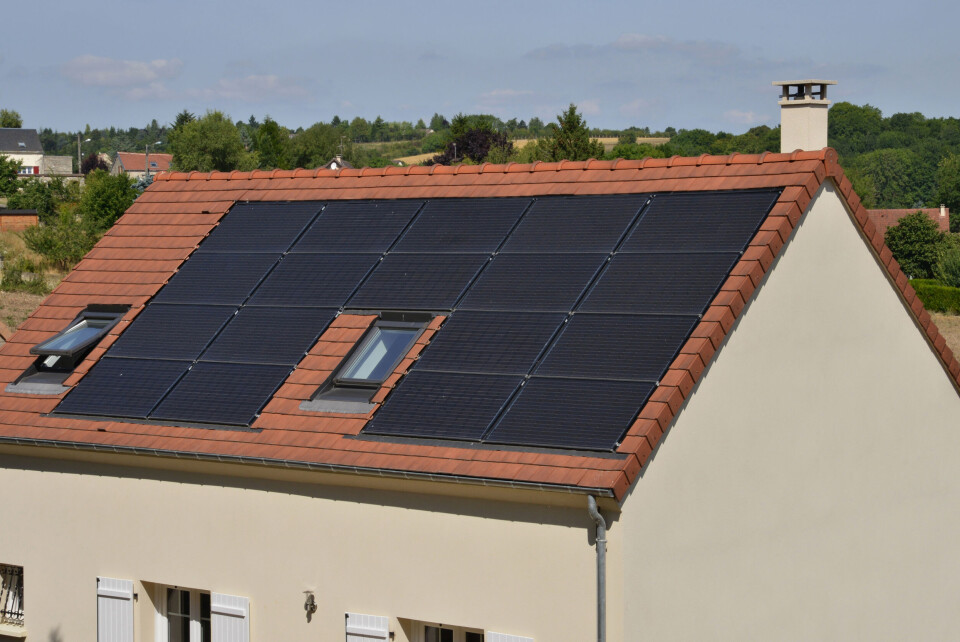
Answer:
[0, 149, 956, 502]
[116, 151, 172, 172]
[867, 207, 950, 235]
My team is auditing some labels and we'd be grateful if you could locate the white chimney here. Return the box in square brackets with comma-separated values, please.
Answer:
[773, 79, 837, 152]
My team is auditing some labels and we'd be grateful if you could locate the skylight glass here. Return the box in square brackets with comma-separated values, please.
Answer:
[339, 327, 418, 383]
[35, 319, 112, 354]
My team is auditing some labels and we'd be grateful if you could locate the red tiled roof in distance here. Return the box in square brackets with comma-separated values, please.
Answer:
[867, 207, 950, 235]
[116, 152, 173, 172]
[2, 147, 958, 502]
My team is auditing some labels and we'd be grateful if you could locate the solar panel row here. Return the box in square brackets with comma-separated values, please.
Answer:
[59, 190, 780, 448]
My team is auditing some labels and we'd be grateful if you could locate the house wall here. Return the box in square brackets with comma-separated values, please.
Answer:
[4, 152, 43, 173]
[616, 181, 960, 640]
[0, 450, 603, 642]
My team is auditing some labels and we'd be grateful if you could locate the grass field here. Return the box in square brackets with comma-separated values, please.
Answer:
[932, 312, 960, 357]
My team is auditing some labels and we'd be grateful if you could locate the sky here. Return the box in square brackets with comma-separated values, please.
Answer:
[2, 0, 958, 134]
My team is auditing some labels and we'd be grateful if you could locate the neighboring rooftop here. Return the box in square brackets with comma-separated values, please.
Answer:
[0, 149, 954, 501]
[867, 206, 950, 235]
[0, 128, 42, 154]
[114, 151, 172, 173]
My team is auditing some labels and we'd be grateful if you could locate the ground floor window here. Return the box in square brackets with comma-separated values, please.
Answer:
[419, 622, 484, 642]
[160, 586, 211, 642]
[0, 564, 24, 627]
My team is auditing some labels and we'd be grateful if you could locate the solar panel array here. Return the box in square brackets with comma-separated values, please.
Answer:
[57, 190, 780, 448]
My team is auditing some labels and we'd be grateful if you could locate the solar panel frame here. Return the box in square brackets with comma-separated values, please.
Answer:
[415, 311, 567, 375]
[392, 198, 531, 253]
[364, 371, 523, 441]
[578, 252, 740, 315]
[347, 253, 490, 311]
[291, 200, 424, 253]
[535, 313, 699, 382]
[55, 357, 190, 419]
[195, 201, 323, 253]
[620, 189, 781, 253]
[501, 194, 649, 253]
[107, 304, 237, 361]
[457, 253, 608, 312]
[484, 377, 655, 451]
[200, 306, 338, 366]
[152, 253, 280, 306]
[150, 362, 292, 426]
[247, 253, 381, 307]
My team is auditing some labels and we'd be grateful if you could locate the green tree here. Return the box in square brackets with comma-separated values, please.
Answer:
[7, 177, 80, 224]
[828, 102, 883, 157]
[884, 211, 945, 279]
[168, 111, 257, 172]
[429, 113, 448, 130]
[253, 117, 292, 170]
[935, 154, 960, 232]
[77, 170, 138, 235]
[549, 104, 605, 162]
[289, 123, 342, 169]
[0, 155, 21, 196]
[847, 148, 927, 208]
[0, 109, 22, 128]
[173, 110, 195, 132]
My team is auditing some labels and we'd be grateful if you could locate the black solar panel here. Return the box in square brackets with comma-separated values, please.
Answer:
[248, 254, 380, 307]
[197, 201, 322, 253]
[457, 253, 607, 311]
[153, 253, 279, 305]
[56, 358, 188, 419]
[393, 198, 530, 252]
[621, 190, 780, 253]
[292, 200, 423, 253]
[502, 194, 648, 252]
[151, 362, 291, 426]
[364, 371, 522, 440]
[484, 378, 655, 450]
[108, 304, 236, 361]
[201, 307, 337, 365]
[535, 313, 698, 382]
[348, 253, 489, 310]
[416, 311, 566, 375]
[579, 252, 739, 315]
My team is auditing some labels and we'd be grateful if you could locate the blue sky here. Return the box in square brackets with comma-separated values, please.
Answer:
[2, 0, 957, 133]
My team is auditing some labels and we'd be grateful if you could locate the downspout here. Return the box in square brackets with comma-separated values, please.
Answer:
[587, 495, 607, 642]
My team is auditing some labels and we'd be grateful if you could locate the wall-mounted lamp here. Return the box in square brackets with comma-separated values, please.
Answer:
[304, 591, 317, 622]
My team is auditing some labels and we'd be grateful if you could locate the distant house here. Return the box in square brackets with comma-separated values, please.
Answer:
[868, 206, 950, 234]
[111, 151, 173, 180]
[0, 128, 43, 176]
[322, 154, 354, 170]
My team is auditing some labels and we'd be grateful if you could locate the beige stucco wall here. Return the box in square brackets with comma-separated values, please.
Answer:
[0, 450, 605, 642]
[617, 181, 960, 640]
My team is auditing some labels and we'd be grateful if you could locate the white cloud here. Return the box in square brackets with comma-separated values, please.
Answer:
[578, 99, 600, 116]
[187, 75, 310, 102]
[722, 109, 770, 126]
[62, 55, 182, 87]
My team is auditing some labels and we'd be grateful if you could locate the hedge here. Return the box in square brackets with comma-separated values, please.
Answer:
[910, 279, 960, 314]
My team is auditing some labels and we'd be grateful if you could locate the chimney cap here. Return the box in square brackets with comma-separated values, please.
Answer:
[772, 79, 837, 86]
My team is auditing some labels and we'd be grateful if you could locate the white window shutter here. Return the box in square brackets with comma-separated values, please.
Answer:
[211, 592, 249, 642]
[97, 577, 134, 642]
[486, 633, 534, 642]
[345, 611, 389, 641]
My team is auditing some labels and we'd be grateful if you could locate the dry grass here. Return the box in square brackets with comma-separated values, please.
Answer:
[0, 290, 47, 331]
[932, 312, 960, 357]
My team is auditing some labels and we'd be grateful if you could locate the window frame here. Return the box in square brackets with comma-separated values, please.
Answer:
[332, 319, 424, 389]
[30, 306, 125, 369]
[156, 585, 211, 642]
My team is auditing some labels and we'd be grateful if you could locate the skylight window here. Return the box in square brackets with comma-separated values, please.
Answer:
[301, 313, 429, 413]
[8, 305, 127, 394]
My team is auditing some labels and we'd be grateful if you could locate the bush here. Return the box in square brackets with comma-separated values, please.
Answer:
[23, 209, 96, 271]
[935, 238, 960, 288]
[1, 255, 50, 294]
[910, 279, 960, 314]
[885, 212, 944, 279]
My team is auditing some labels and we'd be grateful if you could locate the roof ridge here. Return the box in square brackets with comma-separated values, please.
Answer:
[153, 148, 840, 182]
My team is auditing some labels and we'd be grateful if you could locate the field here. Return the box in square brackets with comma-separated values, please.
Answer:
[391, 136, 670, 166]
[932, 312, 960, 357]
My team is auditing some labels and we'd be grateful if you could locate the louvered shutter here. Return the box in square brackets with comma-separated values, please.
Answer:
[345, 611, 389, 641]
[486, 633, 534, 642]
[211, 592, 249, 642]
[96, 577, 134, 642]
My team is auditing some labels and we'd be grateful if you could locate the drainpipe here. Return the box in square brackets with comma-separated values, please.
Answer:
[587, 495, 607, 642]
